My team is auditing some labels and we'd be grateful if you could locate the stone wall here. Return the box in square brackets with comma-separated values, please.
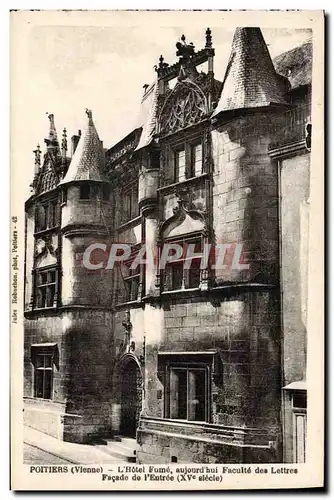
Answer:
[280, 152, 310, 385]
[139, 288, 281, 463]
[24, 309, 114, 443]
[211, 113, 279, 285]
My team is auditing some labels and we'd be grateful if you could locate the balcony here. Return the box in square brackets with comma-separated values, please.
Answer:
[269, 104, 311, 152]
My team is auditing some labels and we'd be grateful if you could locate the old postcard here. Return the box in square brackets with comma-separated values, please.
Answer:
[10, 9, 324, 490]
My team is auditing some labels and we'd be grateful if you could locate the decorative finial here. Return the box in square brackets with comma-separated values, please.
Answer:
[47, 113, 57, 140]
[176, 34, 195, 59]
[205, 27, 212, 49]
[44, 113, 58, 149]
[85, 108, 93, 124]
[33, 144, 41, 166]
[159, 54, 164, 69]
[61, 127, 67, 157]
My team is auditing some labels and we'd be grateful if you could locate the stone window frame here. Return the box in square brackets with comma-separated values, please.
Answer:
[31, 343, 58, 400]
[172, 138, 204, 185]
[33, 265, 59, 310]
[161, 233, 203, 293]
[162, 359, 210, 423]
[117, 242, 142, 305]
[121, 181, 139, 224]
[34, 196, 60, 234]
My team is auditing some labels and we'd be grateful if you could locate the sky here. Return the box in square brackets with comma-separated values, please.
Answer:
[11, 12, 312, 200]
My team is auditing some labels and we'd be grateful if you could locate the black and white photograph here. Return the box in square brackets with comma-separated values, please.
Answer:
[10, 9, 324, 490]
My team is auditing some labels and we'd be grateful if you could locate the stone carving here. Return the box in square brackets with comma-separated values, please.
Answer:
[159, 81, 208, 135]
[35, 235, 58, 259]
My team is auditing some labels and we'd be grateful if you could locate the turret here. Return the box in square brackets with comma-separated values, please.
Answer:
[60, 109, 113, 307]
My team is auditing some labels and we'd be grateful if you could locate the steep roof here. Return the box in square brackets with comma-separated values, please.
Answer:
[273, 41, 312, 90]
[135, 80, 159, 151]
[60, 109, 107, 184]
[212, 27, 287, 116]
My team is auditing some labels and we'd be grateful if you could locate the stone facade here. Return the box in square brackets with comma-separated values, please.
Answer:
[24, 27, 311, 463]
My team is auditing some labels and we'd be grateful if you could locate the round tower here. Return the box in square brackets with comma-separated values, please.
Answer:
[58, 109, 114, 442]
[60, 109, 113, 308]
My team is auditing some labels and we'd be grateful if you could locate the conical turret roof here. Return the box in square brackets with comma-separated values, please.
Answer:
[60, 109, 106, 184]
[212, 27, 287, 116]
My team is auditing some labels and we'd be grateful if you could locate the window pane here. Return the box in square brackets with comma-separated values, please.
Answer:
[175, 150, 186, 182]
[132, 185, 138, 218]
[102, 185, 110, 201]
[37, 288, 46, 308]
[171, 263, 184, 290]
[293, 392, 307, 409]
[49, 202, 57, 227]
[46, 284, 55, 307]
[44, 355, 52, 368]
[188, 267, 201, 289]
[124, 191, 131, 220]
[80, 184, 90, 200]
[35, 371, 44, 398]
[35, 354, 44, 369]
[130, 276, 140, 301]
[47, 271, 56, 283]
[170, 369, 187, 419]
[188, 369, 206, 421]
[38, 273, 47, 285]
[44, 370, 52, 399]
[192, 144, 202, 177]
[36, 205, 47, 231]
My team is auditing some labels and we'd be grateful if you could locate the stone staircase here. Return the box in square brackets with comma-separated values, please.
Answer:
[95, 436, 137, 463]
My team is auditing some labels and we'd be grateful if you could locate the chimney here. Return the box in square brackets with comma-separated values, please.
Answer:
[71, 130, 81, 156]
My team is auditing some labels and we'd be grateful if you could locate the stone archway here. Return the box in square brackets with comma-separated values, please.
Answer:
[116, 355, 143, 438]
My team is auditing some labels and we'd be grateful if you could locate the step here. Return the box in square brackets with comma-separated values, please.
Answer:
[118, 437, 137, 450]
[95, 444, 136, 463]
[105, 440, 136, 455]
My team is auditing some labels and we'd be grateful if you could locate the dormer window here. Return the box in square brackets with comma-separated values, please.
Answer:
[35, 199, 60, 233]
[79, 184, 90, 200]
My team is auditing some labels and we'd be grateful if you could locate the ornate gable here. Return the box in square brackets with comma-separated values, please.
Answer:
[155, 29, 222, 137]
[159, 79, 209, 136]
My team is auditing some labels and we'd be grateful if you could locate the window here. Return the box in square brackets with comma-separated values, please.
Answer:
[122, 183, 139, 223]
[34, 353, 53, 399]
[167, 366, 207, 421]
[35, 268, 57, 309]
[175, 149, 186, 182]
[35, 199, 60, 232]
[102, 184, 110, 201]
[80, 184, 90, 200]
[162, 237, 202, 291]
[190, 143, 203, 177]
[119, 245, 141, 303]
[170, 140, 203, 184]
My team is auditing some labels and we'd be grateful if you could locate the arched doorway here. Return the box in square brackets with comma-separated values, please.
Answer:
[119, 357, 143, 438]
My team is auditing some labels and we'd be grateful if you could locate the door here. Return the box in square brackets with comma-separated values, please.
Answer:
[120, 359, 142, 438]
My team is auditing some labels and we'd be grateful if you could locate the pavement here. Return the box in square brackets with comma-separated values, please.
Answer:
[23, 426, 125, 464]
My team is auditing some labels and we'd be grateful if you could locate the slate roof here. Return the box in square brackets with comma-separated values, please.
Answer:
[212, 27, 287, 116]
[60, 109, 107, 184]
[135, 80, 159, 151]
[273, 41, 312, 90]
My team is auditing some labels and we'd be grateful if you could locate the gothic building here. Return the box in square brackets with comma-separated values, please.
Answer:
[24, 27, 311, 464]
